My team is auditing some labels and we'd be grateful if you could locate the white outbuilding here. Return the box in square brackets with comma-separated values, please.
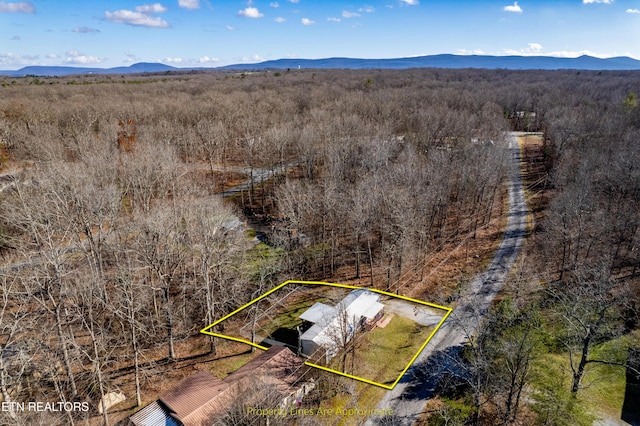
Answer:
[299, 289, 384, 362]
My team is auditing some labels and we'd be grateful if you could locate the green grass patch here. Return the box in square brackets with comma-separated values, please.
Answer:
[249, 285, 344, 346]
[302, 242, 330, 259]
[264, 299, 310, 330]
[530, 353, 596, 426]
[313, 379, 390, 426]
[580, 332, 638, 418]
[353, 382, 387, 416]
[244, 241, 284, 280]
[259, 295, 330, 341]
[531, 331, 639, 424]
[328, 315, 435, 386]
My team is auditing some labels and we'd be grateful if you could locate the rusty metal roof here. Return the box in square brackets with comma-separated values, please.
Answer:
[227, 346, 304, 390]
[159, 370, 233, 426]
[131, 347, 307, 426]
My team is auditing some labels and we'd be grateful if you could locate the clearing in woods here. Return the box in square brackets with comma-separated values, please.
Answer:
[200, 280, 452, 389]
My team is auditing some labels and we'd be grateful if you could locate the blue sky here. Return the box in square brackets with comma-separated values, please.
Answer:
[1, 0, 639, 69]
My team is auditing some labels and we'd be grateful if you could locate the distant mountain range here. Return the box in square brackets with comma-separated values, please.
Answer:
[0, 62, 178, 77]
[219, 54, 640, 71]
[2, 54, 640, 77]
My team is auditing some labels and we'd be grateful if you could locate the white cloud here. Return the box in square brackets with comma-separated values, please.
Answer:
[105, 10, 170, 27]
[65, 50, 105, 65]
[503, 2, 522, 13]
[0, 1, 34, 13]
[626, 8, 640, 13]
[0, 52, 39, 66]
[399, 0, 419, 5]
[288, 0, 299, 3]
[242, 54, 266, 62]
[136, 3, 167, 13]
[270, 2, 279, 7]
[500, 45, 617, 58]
[178, 0, 200, 9]
[238, 7, 264, 18]
[327, 17, 341, 22]
[359, 5, 375, 13]
[457, 48, 486, 55]
[527, 43, 543, 52]
[226, 25, 236, 30]
[105, 4, 170, 28]
[503, 43, 544, 55]
[198, 56, 219, 64]
[275, 16, 286, 22]
[543, 50, 611, 58]
[583, 0, 613, 3]
[342, 10, 360, 18]
[301, 17, 315, 25]
[164, 57, 183, 63]
[73, 26, 100, 33]
[124, 52, 138, 62]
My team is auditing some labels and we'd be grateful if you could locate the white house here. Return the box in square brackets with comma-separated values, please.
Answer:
[299, 289, 384, 362]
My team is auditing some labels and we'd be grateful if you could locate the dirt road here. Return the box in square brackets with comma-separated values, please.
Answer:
[366, 132, 529, 425]
[221, 161, 301, 197]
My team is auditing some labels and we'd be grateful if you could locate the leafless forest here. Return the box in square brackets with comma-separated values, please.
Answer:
[0, 68, 639, 425]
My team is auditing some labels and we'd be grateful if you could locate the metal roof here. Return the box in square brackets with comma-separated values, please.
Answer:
[159, 370, 233, 426]
[129, 400, 182, 426]
[226, 346, 305, 391]
[299, 302, 335, 325]
[361, 301, 385, 320]
[130, 347, 307, 426]
[342, 290, 383, 319]
[299, 289, 384, 349]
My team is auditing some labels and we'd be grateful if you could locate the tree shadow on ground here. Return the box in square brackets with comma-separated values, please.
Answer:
[622, 348, 640, 426]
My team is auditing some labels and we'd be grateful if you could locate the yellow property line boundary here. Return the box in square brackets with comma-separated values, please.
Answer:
[200, 280, 452, 390]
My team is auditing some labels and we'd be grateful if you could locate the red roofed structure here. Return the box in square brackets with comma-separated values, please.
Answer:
[129, 346, 314, 426]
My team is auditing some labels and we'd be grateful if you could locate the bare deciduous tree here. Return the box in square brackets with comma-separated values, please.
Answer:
[545, 264, 637, 394]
